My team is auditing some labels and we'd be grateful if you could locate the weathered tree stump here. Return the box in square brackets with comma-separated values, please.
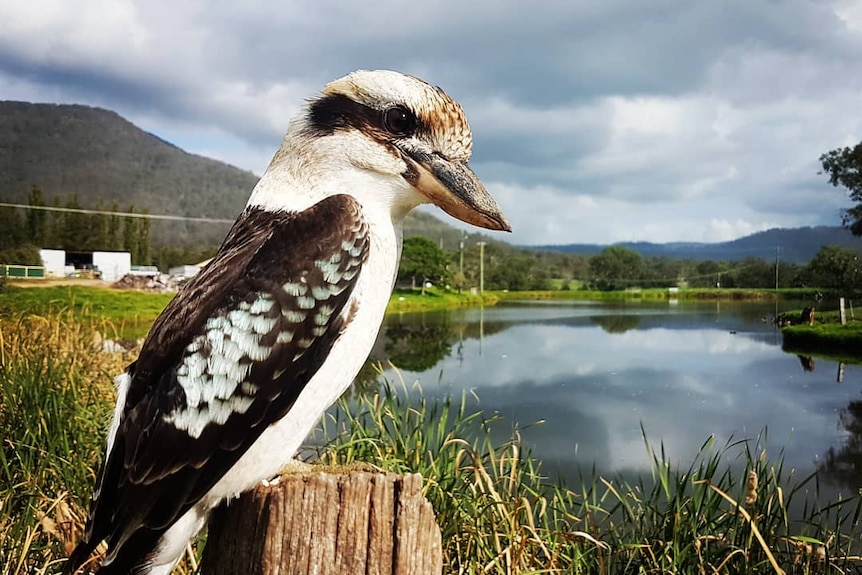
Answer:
[200, 470, 442, 575]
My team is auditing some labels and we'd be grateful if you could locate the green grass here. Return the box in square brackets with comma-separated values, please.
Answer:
[0, 284, 492, 325]
[0, 286, 174, 340]
[782, 322, 862, 359]
[382, 286, 498, 312]
[777, 303, 862, 360]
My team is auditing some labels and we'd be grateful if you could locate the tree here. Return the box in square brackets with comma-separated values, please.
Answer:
[589, 246, 643, 290]
[398, 236, 451, 293]
[804, 245, 861, 290]
[451, 270, 469, 293]
[820, 142, 862, 235]
[123, 205, 138, 260]
[0, 206, 26, 250]
[731, 257, 775, 288]
[90, 199, 110, 250]
[488, 255, 550, 290]
[138, 208, 151, 263]
[43, 195, 63, 248]
[61, 194, 89, 250]
[107, 200, 122, 250]
[26, 186, 48, 246]
[692, 260, 725, 288]
[0, 244, 42, 265]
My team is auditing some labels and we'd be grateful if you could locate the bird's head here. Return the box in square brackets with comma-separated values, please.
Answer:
[250, 70, 510, 232]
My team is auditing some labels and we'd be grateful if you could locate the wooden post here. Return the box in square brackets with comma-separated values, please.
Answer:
[200, 471, 442, 575]
[839, 297, 846, 325]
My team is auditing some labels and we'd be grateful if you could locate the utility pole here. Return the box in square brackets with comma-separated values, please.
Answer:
[477, 241, 487, 294]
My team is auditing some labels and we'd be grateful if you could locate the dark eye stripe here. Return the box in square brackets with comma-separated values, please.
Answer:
[307, 94, 380, 136]
[306, 93, 422, 140]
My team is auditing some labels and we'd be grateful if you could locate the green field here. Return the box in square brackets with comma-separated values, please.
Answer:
[0, 285, 494, 331]
[0, 285, 173, 321]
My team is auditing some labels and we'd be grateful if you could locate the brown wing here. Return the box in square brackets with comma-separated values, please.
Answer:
[70, 194, 369, 575]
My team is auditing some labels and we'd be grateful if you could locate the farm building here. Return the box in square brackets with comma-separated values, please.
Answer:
[38, 249, 132, 282]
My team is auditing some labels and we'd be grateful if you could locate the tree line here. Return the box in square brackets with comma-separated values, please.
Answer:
[397, 235, 860, 293]
[3, 193, 858, 290]
[0, 186, 219, 271]
[585, 244, 860, 291]
[1, 186, 151, 262]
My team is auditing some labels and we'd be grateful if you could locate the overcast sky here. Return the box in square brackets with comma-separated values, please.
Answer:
[2, 0, 861, 246]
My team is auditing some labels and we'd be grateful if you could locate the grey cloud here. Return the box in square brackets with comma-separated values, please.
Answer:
[1, 0, 860, 243]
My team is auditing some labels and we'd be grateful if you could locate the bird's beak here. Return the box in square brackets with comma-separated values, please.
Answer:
[400, 148, 511, 232]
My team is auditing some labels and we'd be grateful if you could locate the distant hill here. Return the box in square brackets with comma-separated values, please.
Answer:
[0, 101, 258, 245]
[533, 226, 862, 264]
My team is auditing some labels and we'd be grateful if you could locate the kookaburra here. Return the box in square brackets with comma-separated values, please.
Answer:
[64, 70, 509, 575]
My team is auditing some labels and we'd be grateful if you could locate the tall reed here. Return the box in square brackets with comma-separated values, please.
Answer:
[0, 311, 126, 574]
[314, 374, 862, 574]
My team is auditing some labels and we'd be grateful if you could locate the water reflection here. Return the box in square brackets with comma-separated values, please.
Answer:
[797, 355, 815, 372]
[591, 314, 641, 333]
[359, 301, 862, 497]
[820, 400, 862, 490]
[384, 317, 455, 372]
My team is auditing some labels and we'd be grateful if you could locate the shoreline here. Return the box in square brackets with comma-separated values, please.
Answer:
[3, 284, 861, 361]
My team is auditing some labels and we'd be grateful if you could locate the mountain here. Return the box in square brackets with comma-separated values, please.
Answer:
[0, 101, 258, 245]
[532, 226, 862, 264]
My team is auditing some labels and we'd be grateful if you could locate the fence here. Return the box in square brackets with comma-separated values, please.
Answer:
[0, 265, 45, 279]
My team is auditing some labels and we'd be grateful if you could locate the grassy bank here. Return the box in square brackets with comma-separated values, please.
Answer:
[4, 310, 862, 574]
[782, 322, 862, 360]
[0, 286, 173, 338]
[0, 284, 493, 327]
[387, 287, 498, 312]
[777, 303, 862, 360]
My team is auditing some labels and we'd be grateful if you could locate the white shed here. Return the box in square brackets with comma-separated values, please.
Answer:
[39, 249, 66, 277]
[93, 251, 132, 282]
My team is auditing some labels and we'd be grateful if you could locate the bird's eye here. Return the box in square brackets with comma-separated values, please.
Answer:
[383, 106, 416, 136]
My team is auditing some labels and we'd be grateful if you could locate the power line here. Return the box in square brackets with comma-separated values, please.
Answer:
[590, 257, 788, 285]
[0, 202, 235, 224]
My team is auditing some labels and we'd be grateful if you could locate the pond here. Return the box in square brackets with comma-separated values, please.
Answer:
[365, 300, 862, 497]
